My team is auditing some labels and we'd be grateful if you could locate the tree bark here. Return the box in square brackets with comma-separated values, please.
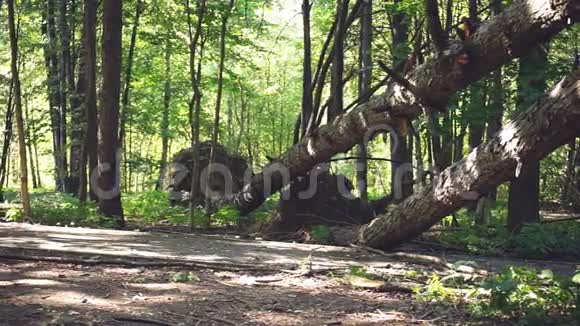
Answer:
[356, 0, 372, 202]
[507, 45, 549, 231]
[82, 0, 98, 202]
[300, 0, 313, 139]
[58, 0, 72, 192]
[69, 1, 89, 197]
[7, 0, 32, 218]
[234, 0, 578, 215]
[205, 0, 235, 215]
[328, 0, 349, 121]
[98, 0, 124, 225]
[425, 0, 447, 52]
[45, 0, 68, 192]
[358, 70, 580, 249]
[0, 79, 14, 200]
[575, 138, 580, 212]
[186, 0, 207, 227]
[390, 0, 413, 200]
[119, 0, 143, 191]
[157, 37, 172, 190]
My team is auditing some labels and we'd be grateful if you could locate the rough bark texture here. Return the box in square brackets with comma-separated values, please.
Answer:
[357, 70, 580, 249]
[98, 0, 124, 225]
[507, 45, 548, 230]
[234, 0, 579, 215]
[83, 0, 98, 202]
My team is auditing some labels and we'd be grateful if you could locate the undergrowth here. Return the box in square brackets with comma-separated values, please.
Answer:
[415, 267, 580, 325]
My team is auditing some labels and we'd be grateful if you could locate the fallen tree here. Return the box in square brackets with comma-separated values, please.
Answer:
[233, 0, 579, 215]
[356, 70, 580, 249]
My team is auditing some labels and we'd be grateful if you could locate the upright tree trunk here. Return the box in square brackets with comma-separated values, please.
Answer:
[119, 0, 143, 191]
[69, 6, 88, 197]
[23, 97, 38, 188]
[300, 0, 313, 139]
[328, 0, 348, 121]
[186, 0, 207, 227]
[98, 0, 124, 226]
[356, 0, 372, 202]
[507, 45, 548, 231]
[157, 37, 172, 190]
[82, 0, 98, 202]
[574, 140, 580, 212]
[391, 0, 413, 200]
[562, 140, 576, 204]
[205, 0, 235, 214]
[45, 0, 68, 192]
[7, 0, 32, 218]
[0, 80, 14, 201]
[58, 0, 71, 192]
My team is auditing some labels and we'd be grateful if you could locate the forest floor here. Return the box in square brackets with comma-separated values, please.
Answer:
[0, 223, 578, 325]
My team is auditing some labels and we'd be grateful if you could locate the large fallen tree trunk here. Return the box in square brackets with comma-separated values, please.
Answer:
[234, 0, 579, 214]
[356, 70, 580, 249]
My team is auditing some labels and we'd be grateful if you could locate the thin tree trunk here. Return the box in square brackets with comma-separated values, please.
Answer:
[507, 45, 548, 231]
[157, 37, 172, 190]
[356, 0, 372, 202]
[574, 138, 580, 212]
[58, 0, 71, 192]
[23, 97, 38, 189]
[561, 140, 576, 204]
[119, 0, 143, 191]
[46, 0, 67, 192]
[0, 80, 14, 200]
[205, 0, 235, 215]
[7, 0, 32, 218]
[328, 0, 349, 121]
[300, 0, 313, 139]
[98, 0, 124, 226]
[83, 0, 98, 202]
[186, 0, 207, 227]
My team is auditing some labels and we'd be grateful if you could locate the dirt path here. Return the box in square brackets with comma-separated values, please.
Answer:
[0, 223, 577, 325]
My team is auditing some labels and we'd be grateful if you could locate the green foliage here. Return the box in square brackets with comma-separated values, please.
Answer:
[511, 222, 580, 259]
[5, 192, 116, 228]
[415, 273, 459, 303]
[211, 205, 240, 226]
[169, 271, 200, 283]
[310, 225, 331, 243]
[470, 267, 578, 324]
[123, 191, 187, 225]
[347, 266, 381, 280]
[439, 216, 580, 259]
[439, 226, 509, 256]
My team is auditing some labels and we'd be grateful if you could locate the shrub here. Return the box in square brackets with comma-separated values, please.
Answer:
[123, 191, 187, 225]
[470, 267, 578, 324]
[5, 192, 116, 228]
